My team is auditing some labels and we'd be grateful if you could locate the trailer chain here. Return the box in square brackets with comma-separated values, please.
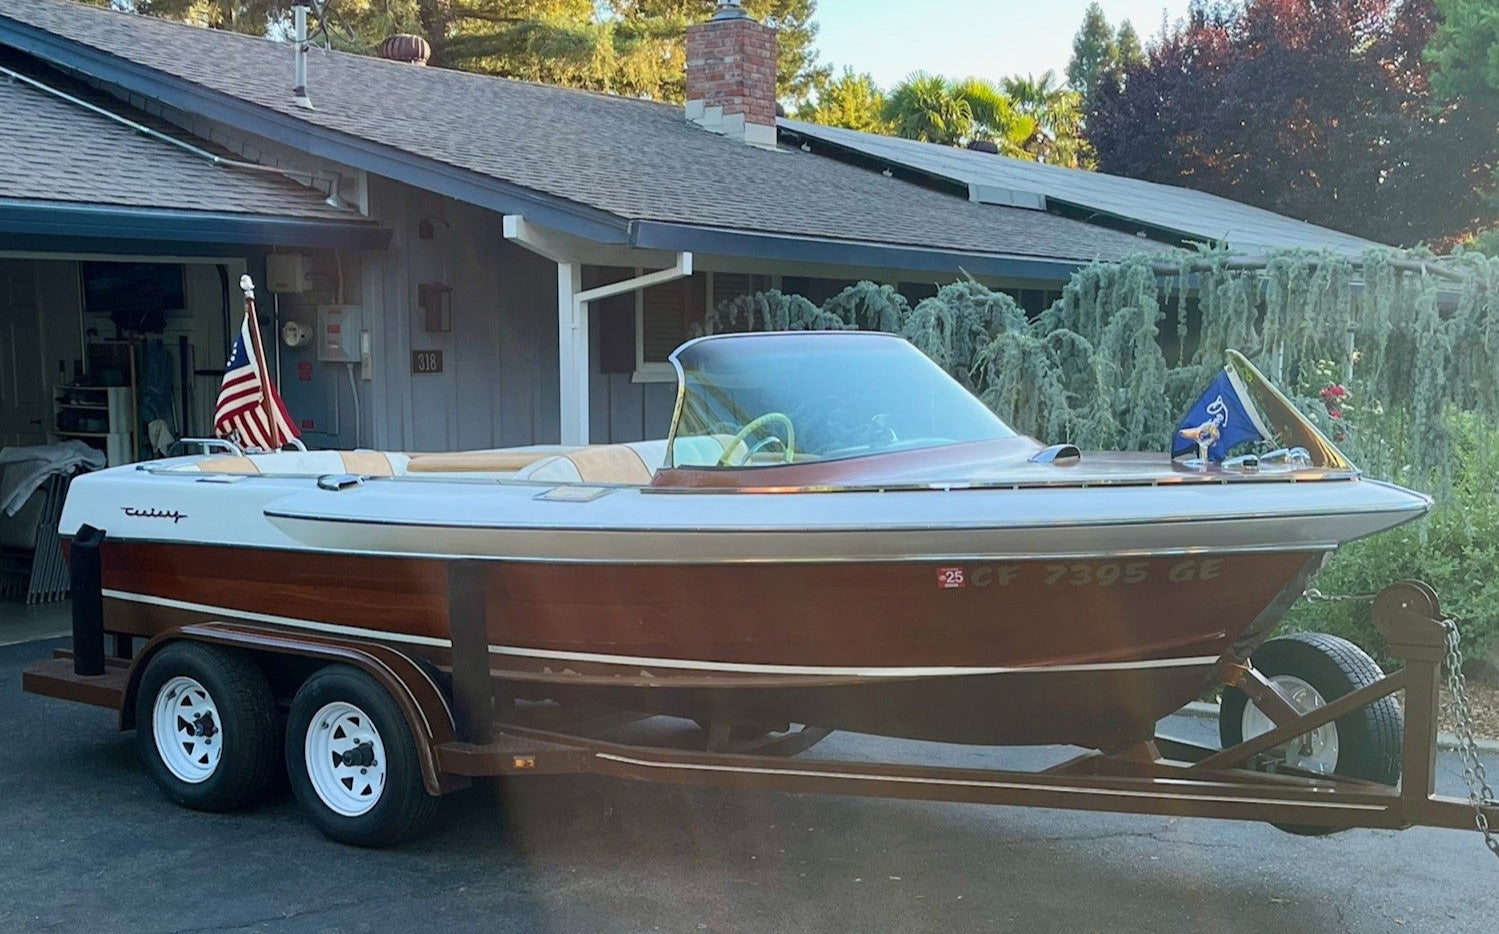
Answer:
[1302, 587, 1380, 604]
[1441, 618, 1499, 861]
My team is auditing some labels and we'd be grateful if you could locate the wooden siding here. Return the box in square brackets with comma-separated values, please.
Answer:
[362, 177, 560, 451]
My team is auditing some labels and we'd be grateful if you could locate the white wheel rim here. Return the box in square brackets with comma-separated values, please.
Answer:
[1241, 674, 1340, 774]
[304, 701, 388, 817]
[152, 676, 223, 784]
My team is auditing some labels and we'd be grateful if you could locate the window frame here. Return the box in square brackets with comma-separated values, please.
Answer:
[632, 270, 781, 383]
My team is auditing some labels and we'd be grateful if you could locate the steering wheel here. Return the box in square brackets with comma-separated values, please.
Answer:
[717, 412, 797, 467]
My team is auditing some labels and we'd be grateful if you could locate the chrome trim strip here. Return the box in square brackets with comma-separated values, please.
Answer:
[101, 590, 1220, 679]
[141, 461, 1365, 492]
[104, 589, 451, 648]
[100, 533, 1341, 564]
[485, 644, 1222, 677]
[263, 499, 1422, 535]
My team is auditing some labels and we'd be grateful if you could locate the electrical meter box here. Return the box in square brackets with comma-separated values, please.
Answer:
[265, 254, 312, 293]
[317, 305, 362, 363]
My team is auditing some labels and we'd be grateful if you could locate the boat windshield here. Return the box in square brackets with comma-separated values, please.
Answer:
[665, 332, 1016, 468]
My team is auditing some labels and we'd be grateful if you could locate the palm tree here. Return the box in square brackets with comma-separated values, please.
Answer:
[882, 72, 974, 145]
[1001, 70, 1089, 167]
[951, 76, 1037, 157]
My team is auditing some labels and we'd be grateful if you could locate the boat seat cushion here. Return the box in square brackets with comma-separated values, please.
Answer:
[182, 450, 405, 476]
[516, 444, 654, 485]
[404, 450, 558, 474]
[514, 436, 733, 485]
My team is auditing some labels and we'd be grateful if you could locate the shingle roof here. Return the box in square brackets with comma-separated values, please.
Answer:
[0, 0, 1153, 265]
[0, 57, 362, 221]
[780, 119, 1388, 256]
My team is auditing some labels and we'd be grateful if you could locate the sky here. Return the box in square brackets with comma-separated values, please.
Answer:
[810, 1, 1192, 88]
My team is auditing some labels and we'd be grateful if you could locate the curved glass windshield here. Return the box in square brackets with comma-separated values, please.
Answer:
[665, 332, 1016, 468]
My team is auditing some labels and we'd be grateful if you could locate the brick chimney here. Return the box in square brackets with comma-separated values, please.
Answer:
[684, 1, 778, 148]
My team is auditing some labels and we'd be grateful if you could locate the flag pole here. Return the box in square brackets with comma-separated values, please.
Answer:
[239, 275, 276, 449]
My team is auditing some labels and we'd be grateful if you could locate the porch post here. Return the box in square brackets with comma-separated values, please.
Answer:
[556, 261, 588, 445]
[504, 214, 689, 447]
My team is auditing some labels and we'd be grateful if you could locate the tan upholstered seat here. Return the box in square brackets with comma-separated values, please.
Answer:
[337, 451, 397, 476]
[567, 444, 654, 484]
[182, 450, 399, 476]
[190, 455, 261, 474]
[404, 450, 556, 474]
[515, 444, 656, 485]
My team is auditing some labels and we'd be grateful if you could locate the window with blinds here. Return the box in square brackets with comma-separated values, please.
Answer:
[639, 272, 705, 365]
[637, 272, 777, 368]
[710, 272, 773, 313]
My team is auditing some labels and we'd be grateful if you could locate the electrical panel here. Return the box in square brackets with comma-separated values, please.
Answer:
[265, 254, 312, 293]
[317, 305, 362, 363]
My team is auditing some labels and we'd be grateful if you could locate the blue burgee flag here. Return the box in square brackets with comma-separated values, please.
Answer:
[1171, 366, 1272, 461]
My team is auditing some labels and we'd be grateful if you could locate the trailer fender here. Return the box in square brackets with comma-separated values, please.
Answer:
[122, 622, 462, 796]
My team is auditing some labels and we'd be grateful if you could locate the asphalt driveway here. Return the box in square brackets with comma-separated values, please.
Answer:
[1, 636, 1493, 933]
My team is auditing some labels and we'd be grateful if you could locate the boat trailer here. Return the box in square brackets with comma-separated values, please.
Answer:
[22, 550, 1499, 852]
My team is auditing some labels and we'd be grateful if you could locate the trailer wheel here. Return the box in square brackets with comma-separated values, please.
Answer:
[1220, 632, 1403, 835]
[286, 665, 438, 848]
[135, 641, 280, 812]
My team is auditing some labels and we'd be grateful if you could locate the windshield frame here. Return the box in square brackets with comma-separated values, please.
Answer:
[663, 331, 1018, 470]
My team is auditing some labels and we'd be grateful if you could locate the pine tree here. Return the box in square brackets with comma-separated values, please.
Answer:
[1427, 0, 1499, 251]
[1426, 0, 1499, 103]
[1115, 20, 1143, 69]
[1065, 2, 1116, 99]
[610, 0, 830, 104]
[795, 67, 889, 133]
[120, 1, 828, 105]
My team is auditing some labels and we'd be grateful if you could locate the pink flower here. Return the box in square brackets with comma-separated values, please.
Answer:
[1320, 384, 1348, 400]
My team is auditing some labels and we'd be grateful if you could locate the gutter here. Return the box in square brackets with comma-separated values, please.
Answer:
[629, 220, 1096, 282]
[0, 199, 392, 250]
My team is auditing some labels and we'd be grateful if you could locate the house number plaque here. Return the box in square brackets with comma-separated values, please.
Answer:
[411, 350, 444, 374]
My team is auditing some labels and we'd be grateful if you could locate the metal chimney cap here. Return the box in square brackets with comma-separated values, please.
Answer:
[712, 0, 749, 20]
[378, 34, 432, 65]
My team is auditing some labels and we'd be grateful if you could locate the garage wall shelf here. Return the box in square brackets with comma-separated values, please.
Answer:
[50, 385, 133, 465]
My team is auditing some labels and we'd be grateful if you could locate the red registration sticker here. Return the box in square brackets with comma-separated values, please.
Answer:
[937, 567, 966, 589]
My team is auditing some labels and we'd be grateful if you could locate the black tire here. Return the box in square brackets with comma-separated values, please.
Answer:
[286, 665, 439, 848]
[1220, 632, 1403, 835]
[135, 641, 280, 812]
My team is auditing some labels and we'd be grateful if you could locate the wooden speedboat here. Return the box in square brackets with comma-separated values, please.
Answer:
[60, 332, 1429, 751]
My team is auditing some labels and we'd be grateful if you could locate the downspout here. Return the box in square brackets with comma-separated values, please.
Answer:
[504, 215, 692, 445]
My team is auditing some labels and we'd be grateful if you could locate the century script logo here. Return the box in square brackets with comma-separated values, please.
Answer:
[121, 506, 187, 524]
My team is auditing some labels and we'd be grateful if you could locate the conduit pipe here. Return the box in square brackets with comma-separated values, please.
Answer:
[0, 64, 344, 203]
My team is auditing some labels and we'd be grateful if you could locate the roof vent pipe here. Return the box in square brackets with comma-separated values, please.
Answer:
[293, 5, 313, 109]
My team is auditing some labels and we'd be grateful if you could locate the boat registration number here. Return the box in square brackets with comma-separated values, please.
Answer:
[938, 558, 1225, 589]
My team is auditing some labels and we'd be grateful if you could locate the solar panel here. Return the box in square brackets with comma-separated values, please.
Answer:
[780, 119, 1385, 256]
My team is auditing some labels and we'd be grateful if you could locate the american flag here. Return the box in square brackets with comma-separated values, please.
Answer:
[214, 310, 299, 451]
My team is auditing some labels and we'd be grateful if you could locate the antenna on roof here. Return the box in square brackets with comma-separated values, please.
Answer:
[292, 5, 314, 109]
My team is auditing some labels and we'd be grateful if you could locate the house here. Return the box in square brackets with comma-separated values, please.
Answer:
[0, 0, 1390, 456]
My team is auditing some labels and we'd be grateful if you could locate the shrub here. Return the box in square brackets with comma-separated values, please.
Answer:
[1282, 410, 1499, 666]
